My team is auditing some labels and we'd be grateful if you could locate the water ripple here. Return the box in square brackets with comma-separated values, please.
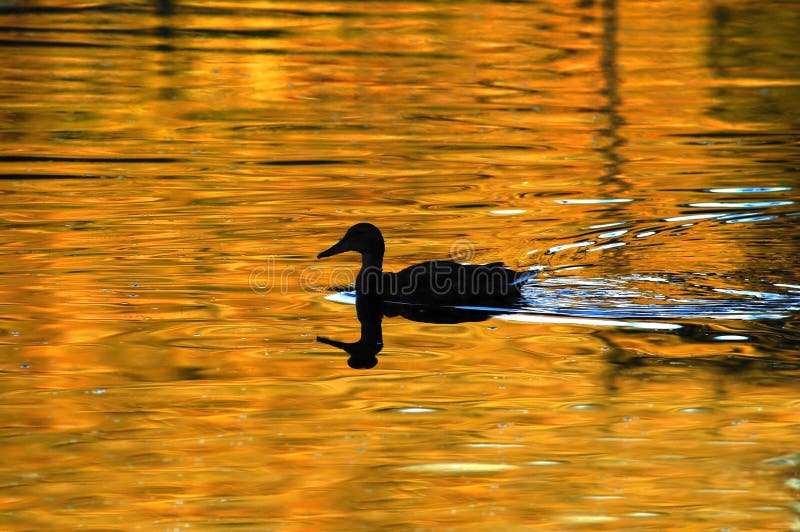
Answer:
[686, 201, 794, 208]
[707, 187, 791, 193]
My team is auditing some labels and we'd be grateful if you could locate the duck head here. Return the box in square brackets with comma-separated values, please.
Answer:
[317, 222, 385, 260]
[316, 335, 380, 369]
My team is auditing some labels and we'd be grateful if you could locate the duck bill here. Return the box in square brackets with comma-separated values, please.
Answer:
[316, 335, 348, 349]
[317, 238, 348, 259]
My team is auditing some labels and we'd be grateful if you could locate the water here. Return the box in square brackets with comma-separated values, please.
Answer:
[1, 0, 799, 529]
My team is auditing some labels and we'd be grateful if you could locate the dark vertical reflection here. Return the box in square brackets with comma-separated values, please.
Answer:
[155, 0, 179, 101]
[706, 3, 733, 119]
[595, 0, 632, 272]
[598, 0, 627, 189]
[707, 3, 732, 78]
[155, 0, 176, 50]
[155, 0, 175, 17]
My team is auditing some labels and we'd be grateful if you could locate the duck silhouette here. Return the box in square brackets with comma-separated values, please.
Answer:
[317, 222, 537, 306]
[317, 294, 384, 369]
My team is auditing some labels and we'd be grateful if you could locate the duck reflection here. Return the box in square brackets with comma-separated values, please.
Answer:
[317, 295, 384, 370]
[317, 294, 501, 369]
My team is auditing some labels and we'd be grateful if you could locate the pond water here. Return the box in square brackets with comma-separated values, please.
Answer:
[1, 0, 799, 529]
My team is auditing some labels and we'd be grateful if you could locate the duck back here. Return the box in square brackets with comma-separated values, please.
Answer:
[377, 260, 526, 305]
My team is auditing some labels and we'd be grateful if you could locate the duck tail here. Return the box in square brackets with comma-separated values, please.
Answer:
[511, 266, 543, 287]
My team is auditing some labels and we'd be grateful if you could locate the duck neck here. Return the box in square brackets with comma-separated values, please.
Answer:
[357, 252, 384, 295]
[361, 251, 383, 270]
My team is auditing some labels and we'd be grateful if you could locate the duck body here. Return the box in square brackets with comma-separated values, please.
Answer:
[365, 260, 526, 305]
[317, 223, 535, 306]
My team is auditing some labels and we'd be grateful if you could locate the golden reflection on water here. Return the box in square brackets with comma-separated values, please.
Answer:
[1, 0, 800, 529]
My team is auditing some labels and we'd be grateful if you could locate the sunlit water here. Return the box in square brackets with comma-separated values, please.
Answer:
[1, 0, 799, 529]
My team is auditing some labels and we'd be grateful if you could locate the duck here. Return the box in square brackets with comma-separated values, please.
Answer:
[317, 223, 537, 306]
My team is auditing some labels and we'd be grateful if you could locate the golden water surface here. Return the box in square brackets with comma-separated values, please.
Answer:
[1, 0, 799, 529]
